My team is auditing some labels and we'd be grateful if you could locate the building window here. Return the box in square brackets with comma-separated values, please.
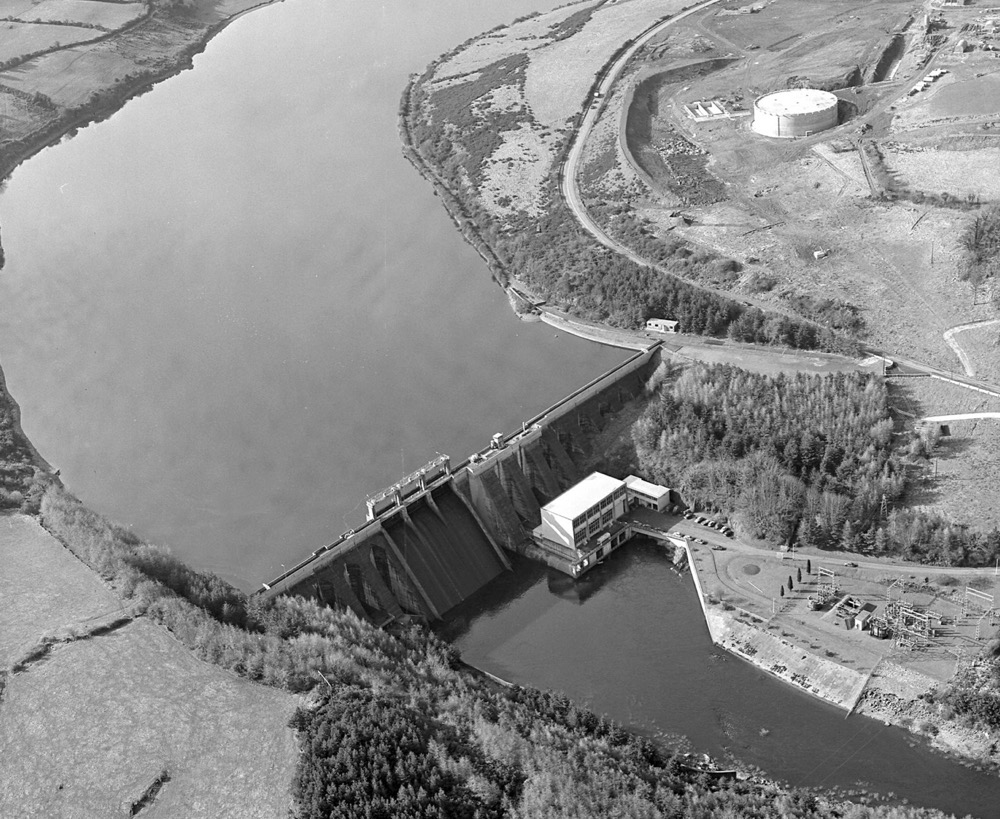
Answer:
[601, 510, 613, 525]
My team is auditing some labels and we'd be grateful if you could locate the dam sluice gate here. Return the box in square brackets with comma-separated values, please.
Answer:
[258, 344, 664, 621]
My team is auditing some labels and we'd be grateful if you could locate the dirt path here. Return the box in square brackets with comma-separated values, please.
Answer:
[943, 317, 1000, 376]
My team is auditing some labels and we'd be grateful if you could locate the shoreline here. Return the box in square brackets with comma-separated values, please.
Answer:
[683, 541, 1000, 772]
[0, 0, 282, 199]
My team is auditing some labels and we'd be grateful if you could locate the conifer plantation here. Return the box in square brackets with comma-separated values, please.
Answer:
[633, 364, 1000, 565]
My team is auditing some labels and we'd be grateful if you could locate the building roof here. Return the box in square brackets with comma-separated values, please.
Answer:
[756, 89, 837, 116]
[625, 475, 669, 500]
[542, 472, 624, 519]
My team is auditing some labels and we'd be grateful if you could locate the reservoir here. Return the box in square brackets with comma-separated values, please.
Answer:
[445, 543, 1000, 819]
[0, 0, 997, 813]
[0, 0, 623, 587]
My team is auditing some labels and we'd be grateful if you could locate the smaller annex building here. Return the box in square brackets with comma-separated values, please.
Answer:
[531, 472, 671, 577]
[624, 475, 670, 512]
[646, 318, 679, 334]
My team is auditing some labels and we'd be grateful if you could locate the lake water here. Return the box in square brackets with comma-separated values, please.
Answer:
[1, 0, 998, 812]
[0, 0, 623, 587]
[445, 542, 1000, 819]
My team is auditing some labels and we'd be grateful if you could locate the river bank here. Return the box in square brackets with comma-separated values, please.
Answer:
[683, 538, 1000, 773]
[0, 0, 282, 215]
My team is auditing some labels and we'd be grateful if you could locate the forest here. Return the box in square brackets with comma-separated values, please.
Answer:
[0, 375, 47, 512]
[959, 203, 1000, 292]
[0, 374, 945, 817]
[33, 480, 958, 819]
[633, 364, 1000, 566]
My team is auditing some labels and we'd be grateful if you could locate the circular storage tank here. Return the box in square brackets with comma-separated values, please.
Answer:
[751, 89, 839, 139]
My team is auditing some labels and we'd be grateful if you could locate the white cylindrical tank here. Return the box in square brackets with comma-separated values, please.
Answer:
[751, 89, 839, 138]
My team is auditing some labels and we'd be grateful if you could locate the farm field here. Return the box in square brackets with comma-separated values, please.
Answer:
[0, 0, 146, 31]
[0, 22, 99, 64]
[0, 513, 120, 667]
[0, 511, 300, 818]
[0, 619, 299, 819]
[0, 43, 139, 107]
[884, 144, 1000, 202]
[0, 0, 144, 29]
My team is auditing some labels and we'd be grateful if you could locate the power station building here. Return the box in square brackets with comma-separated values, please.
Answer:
[751, 88, 839, 138]
[531, 472, 671, 576]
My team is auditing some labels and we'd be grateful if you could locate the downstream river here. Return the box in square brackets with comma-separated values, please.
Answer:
[446, 544, 1000, 818]
[0, 0, 997, 814]
[0, 0, 623, 586]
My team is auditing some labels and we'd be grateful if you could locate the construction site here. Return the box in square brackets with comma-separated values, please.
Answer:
[580, 0, 1000, 383]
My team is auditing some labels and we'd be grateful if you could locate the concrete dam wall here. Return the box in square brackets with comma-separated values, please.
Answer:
[259, 343, 663, 621]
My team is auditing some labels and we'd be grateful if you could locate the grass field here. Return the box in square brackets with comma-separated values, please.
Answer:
[0, 513, 120, 667]
[0, 0, 145, 29]
[0, 619, 299, 818]
[525, 0, 690, 128]
[954, 323, 1000, 386]
[924, 420, 1000, 533]
[889, 378, 1000, 531]
[0, 41, 145, 106]
[480, 121, 552, 219]
[431, 3, 584, 83]
[0, 22, 99, 64]
[885, 145, 1000, 202]
[0, 511, 300, 817]
[891, 376, 1000, 417]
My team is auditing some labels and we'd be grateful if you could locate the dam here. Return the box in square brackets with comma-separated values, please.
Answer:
[258, 342, 664, 620]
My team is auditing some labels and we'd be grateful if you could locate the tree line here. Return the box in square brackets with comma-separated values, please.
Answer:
[633, 363, 1000, 565]
[37, 480, 960, 818]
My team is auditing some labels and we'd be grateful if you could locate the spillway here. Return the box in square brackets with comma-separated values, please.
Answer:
[384, 487, 507, 616]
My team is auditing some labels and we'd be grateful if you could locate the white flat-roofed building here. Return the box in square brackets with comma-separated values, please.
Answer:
[531, 472, 674, 577]
[535, 472, 629, 552]
[646, 318, 679, 334]
[625, 475, 671, 512]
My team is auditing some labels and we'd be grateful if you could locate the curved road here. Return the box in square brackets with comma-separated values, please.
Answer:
[944, 318, 1000, 377]
[557, 3, 1000, 401]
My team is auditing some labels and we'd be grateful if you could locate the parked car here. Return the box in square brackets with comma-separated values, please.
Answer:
[683, 511, 694, 519]
[844, 561, 858, 568]
[696, 538, 708, 545]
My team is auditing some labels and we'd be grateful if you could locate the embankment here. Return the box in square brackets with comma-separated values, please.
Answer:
[856, 661, 1000, 770]
[685, 543, 866, 710]
[687, 547, 1000, 769]
[704, 606, 869, 710]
